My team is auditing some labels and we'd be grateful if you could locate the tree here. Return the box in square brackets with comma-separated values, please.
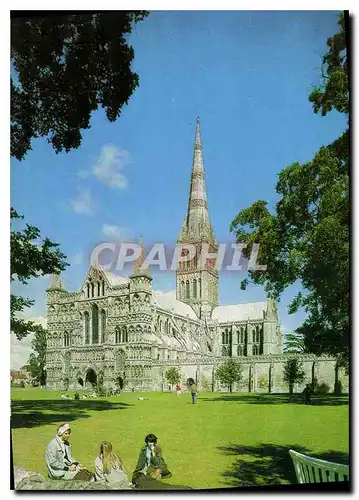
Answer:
[165, 367, 181, 390]
[230, 13, 349, 362]
[27, 325, 47, 386]
[283, 358, 305, 395]
[11, 12, 148, 334]
[216, 358, 243, 393]
[11, 209, 68, 339]
[11, 11, 148, 160]
[283, 332, 306, 354]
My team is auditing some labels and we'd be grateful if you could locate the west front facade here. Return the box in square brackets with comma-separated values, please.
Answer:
[45, 119, 347, 394]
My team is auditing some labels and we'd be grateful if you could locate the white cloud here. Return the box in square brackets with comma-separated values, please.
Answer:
[11, 316, 47, 369]
[70, 187, 96, 215]
[91, 144, 130, 190]
[102, 224, 125, 240]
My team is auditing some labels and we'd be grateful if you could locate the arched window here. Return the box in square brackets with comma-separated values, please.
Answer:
[86, 283, 90, 298]
[252, 329, 256, 343]
[237, 345, 242, 356]
[199, 278, 201, 298]
[101, 310, 106, 343]
[256, 326, 260, 343]
[253, 345, 258, 355]
[124, 326, 128, 343]
[115, 327, 120, 344]
[84, 312, 90, 344]
[193, 279, 197, 298]
[97, 282, 100, 297]
[226, 328, 230, 344]
[222, 346, 229, 356]
[91, 282, 95, 298]
[64, 331, 70, 347]
[186, 281, 190, 299]
[181, 281, 184, 296]
[92, 304, 99, 344]
[223, 330, 231, 344]
[241, 328, 245, 344]
[237, 331, 240, 344]
[102, 281, 105, 296]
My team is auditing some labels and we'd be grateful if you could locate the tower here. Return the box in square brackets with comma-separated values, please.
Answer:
[129, 236, 152, 312]
[128, 236, 154, 390]
[176, 117, 219, 318]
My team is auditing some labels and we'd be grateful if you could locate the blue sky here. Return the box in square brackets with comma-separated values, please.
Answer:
[11, 10, 346, 340]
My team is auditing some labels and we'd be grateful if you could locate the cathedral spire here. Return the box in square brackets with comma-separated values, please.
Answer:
[49, 273, 64, 290]
[181, 117, 215, 244]
[176, 118, 219, 313]
[132, 235, 150, 277]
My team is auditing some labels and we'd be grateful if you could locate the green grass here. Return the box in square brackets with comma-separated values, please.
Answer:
[11, 388, 349, 489]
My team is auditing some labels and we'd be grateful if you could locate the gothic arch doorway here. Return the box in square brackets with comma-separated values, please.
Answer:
[85, 368, 97, 388]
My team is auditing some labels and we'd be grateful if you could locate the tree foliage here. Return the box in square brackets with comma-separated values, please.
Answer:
[283, 332, 306, 354]
[165, 367, 181, 389]
[11, 209, 68, 339]
[11, 12, 148, 337]
[230, 13, 349, 361]
[11, 11, 148, 160]
[308, 12, 349, 117]
[216, 358, 242, 393]
[27, 325, 47, 386]
[283, 357, 305, 395]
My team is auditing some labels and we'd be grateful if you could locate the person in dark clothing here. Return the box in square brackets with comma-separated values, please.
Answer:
[303, 384, 312, 404]
[132, 434, 172, 487]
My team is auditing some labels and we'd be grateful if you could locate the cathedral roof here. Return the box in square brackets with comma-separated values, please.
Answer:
[102, 270, 129, 286]
[152, 290, 198, 320]
[212, 302, 267, 322]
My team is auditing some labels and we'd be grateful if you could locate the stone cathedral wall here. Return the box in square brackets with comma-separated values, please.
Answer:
[45, 346, 346, 395]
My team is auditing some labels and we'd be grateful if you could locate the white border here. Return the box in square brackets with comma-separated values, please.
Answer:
[4, 5, 355, 500]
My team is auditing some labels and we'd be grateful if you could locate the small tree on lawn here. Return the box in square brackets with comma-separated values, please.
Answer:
[216, 358, 243, 393]
[283, 357, 305, 395]
[165, 367, 181, 391]
[27, 325, 47, 386]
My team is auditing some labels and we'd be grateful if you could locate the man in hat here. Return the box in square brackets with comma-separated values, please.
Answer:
[45, 423, 91, 481]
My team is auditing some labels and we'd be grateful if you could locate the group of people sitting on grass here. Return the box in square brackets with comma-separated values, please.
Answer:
[45, 423, 172, 488]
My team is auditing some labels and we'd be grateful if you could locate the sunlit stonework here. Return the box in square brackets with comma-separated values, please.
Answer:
[46, 119, 346, 393]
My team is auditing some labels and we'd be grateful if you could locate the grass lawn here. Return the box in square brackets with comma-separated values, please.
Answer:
[11, 388, 349, 489]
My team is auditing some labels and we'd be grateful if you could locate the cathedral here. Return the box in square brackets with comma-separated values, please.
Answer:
[45, 119, 345, 393]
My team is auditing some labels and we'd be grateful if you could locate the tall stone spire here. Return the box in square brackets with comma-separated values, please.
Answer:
[180, 117, 215, 245]
[176, 117, 219, 316]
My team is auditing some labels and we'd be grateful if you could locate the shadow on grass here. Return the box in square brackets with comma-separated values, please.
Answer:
[200, 394, 349, 406]
[11, 399, 132, 429]
[136, 476, 193, 490]
[218, 443, 349, 487]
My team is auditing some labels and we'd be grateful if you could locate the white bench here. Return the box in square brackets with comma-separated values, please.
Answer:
[289, 449, 349, 483]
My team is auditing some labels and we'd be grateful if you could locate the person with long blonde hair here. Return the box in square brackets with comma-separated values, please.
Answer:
[94, 441, 131, 486]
